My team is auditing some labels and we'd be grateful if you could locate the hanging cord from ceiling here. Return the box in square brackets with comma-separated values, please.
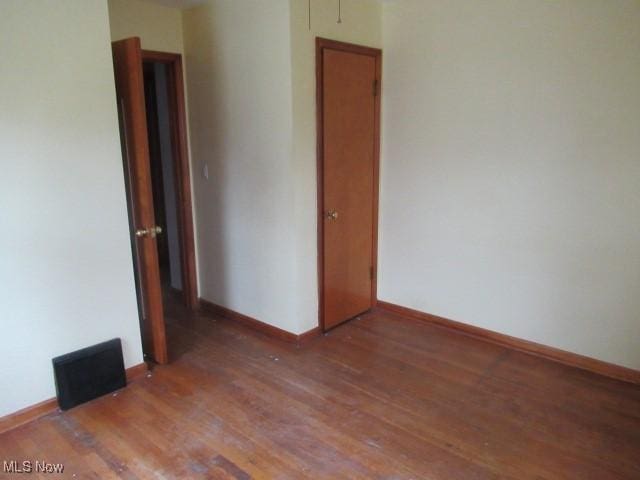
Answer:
[337, 0, 342, 24]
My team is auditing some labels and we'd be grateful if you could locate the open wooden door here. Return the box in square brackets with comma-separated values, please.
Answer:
[112, 37, 168, 364]
[317, 39, 381, 331]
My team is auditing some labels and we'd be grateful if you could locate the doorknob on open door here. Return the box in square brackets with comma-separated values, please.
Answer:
[326, 211, 339, 220]
[135, 226, 162, 238]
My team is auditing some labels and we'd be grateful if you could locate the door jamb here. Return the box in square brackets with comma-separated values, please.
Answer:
[142, 49, 198, 310]
[315, 38, 382, 332]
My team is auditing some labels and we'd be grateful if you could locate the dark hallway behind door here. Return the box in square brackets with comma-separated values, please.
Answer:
[143, 62, 183, 296]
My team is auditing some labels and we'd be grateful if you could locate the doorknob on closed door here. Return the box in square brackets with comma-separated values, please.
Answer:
[326, 211, 339, 220]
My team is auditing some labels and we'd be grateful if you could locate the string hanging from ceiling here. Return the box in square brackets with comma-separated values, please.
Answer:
[307, 0, 344, 30]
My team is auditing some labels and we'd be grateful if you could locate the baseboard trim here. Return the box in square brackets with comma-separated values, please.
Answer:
[125, 362, 149, 382]
[376, 300, 640, 385]
[0, 362, 149, 434]
[199, 298, 320, 345]
[298, 326, 322, 345]
[0, 397, 58, 436]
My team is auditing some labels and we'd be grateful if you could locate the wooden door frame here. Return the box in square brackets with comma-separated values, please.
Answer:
[315, 38, 382, 332]
[141, 49, 198, 310]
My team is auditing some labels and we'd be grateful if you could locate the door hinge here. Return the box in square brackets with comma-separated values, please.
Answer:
[373, 79, 379, 97]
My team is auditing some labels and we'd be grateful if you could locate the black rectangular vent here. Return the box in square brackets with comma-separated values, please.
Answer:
[52, 338, 126, 410]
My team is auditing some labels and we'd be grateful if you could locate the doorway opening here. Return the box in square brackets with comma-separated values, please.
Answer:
[143, 61, 182, 298]
[113, 38, 197, 364]
[141, 50, 198, 313]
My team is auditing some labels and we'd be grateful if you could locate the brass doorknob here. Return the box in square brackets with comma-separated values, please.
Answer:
[135, 226, 162, 238]
[326, 211, 338, 220]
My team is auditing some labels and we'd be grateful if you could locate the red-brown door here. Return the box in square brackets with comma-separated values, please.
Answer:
[318, 39, 381, 330]
[112, 38, 168, 363]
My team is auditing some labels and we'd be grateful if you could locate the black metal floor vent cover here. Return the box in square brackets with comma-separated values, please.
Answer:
[52, 338, 126, 410]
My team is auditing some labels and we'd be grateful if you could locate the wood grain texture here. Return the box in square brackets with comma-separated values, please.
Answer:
[316, 38, 382, 332]
[0, 398, 58, 436]
[112, 37, 168, 364]
[1, 302, 639, 478]
[199, 298, 320, 345]
[377, 300, 640, 385]
[322, 49, 375, 329]
[0, 363, 148, 434]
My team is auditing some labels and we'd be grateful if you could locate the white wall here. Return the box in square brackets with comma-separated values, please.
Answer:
[183, 0, 300, 332]
[380, 0, 640, 369]
[0, 0, 144, 416]
[108, 0, 184, 54]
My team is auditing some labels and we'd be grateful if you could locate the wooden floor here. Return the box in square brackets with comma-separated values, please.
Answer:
[2, 301, 640, 479]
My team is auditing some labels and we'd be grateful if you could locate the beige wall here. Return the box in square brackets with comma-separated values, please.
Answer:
[0, 0, 143, 416]
[289, 0, 382, 331]
[183, 0, 301, 332]
[108, 0, 184, 53]
[379, 0, 640, 369]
